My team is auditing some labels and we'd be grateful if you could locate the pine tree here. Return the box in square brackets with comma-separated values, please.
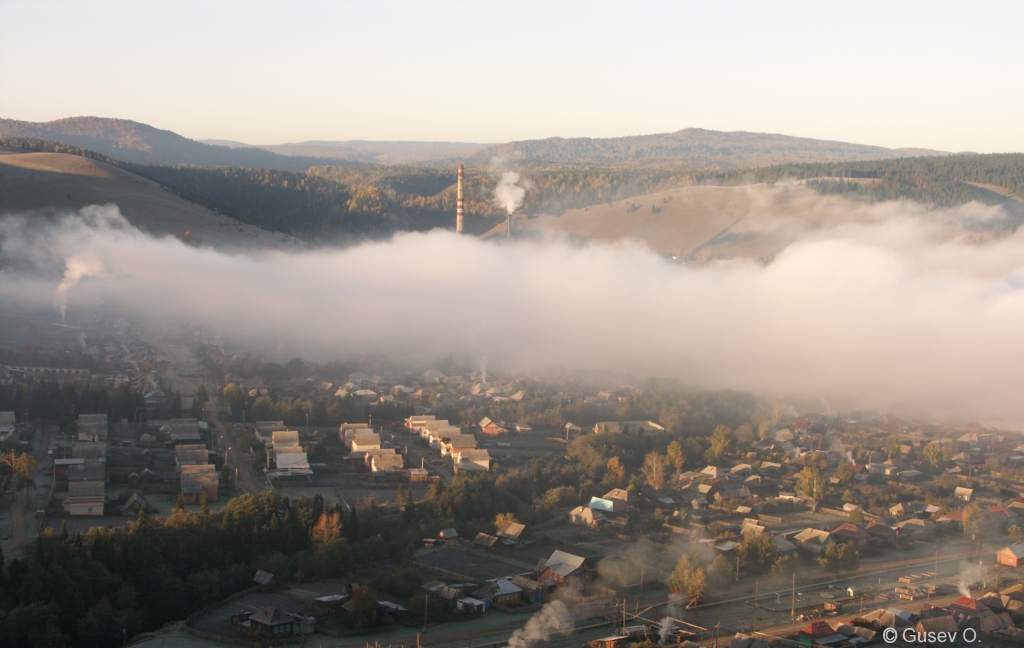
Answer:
[404, 488, 415, 520]
[176, 492, 185, 510]
[200, 492, 210, 517]
[347, 506, 361, 541]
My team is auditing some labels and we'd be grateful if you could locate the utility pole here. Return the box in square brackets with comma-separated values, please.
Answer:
[791, 573, 796, 620]
[422, 595, 428, 632]
[736, 554, 740, 582]
[755, 581, 759, 608]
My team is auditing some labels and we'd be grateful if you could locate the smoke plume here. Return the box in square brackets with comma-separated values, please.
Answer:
[493, 171, 529, 215]
[957, 560, 986, 596]
[55, 254, 105, 321]
[5, 201, 1024, 424]
[506, 600, 573, 648]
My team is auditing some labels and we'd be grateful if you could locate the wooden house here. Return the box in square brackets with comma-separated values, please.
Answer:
[539, 550, 595, 593]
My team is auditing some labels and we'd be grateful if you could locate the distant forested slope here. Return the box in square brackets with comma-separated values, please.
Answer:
[5, 138, 1022, 242]
[467, 127, 945, 168]
[707, 153, 1024, 207]
[0, 117, 333, 172]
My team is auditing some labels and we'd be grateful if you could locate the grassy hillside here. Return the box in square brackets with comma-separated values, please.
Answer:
[0, 117, 336, 172]
[467, 127, 946, 168]
[0, 139, 500, 240]
[0, 146, 302, 250]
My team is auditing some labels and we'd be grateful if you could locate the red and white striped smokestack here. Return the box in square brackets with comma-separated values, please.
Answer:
[456, 164, 464, 233]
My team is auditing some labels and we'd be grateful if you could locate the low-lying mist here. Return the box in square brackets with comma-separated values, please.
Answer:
[3, 201, 1024, 425]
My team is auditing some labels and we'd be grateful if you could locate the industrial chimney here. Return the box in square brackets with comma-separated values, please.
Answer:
[456, 164, 464, 233]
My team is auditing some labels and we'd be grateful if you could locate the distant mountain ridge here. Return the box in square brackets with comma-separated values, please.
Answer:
[466, 127, 946, 168]
[1, 117, 949, 173]
[0, 117, 334, 172]
[199, 139, 491, 165]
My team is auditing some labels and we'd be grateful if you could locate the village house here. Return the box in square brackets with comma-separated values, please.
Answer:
[169, 418, 201, 444]
[792, 528, 833, 554]
[271, 429, 300, 450]
[247, 608, 296, 638]
[472, 578, 523, 607]
[569, 505, 605, 527]
[274, 448, 311, 474]
[175, 443, 208, 468]
[77, 413, 108, 442]
[496, 521, 526, 546]
[795, 620, 848, 647]
[592, 420, 666, 435]
[997, 542, 1024, 567]
[511, 574, 547, 603]
[256, 421, 287, 444]
[441, 434, 477, 456]
[453, 449, 491, 472]
[539, 550, 595, 593]
[117, 492, 147, 516]
[404, 415, 436, 432]
[830, 523, 870, 548]
[72, 443, 107, 462]
[180, 463, 218, 502]
[370, 452, 404, 475]
[588, 496, 618, 516]
[64, 460, 106, 516]
[602, 489, 630, 512]
[351, 433, 382, 453]
[339, 422, 372, 447]
[479, 417, 508, 436]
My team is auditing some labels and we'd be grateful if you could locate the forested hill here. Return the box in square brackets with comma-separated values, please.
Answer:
[706, 153, 1024, 207]
[5, 138, 1022, 243]
[0, 117, 333, 172]
[466, 128, 946, 168]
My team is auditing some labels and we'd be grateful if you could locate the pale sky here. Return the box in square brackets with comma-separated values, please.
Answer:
[2, 0, 1022, 152]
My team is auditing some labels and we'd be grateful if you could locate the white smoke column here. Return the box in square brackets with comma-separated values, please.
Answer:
[659, 595, 684, 644]
[55, 254, 105, 321]
[494, 171, 529, 215]
[957, 560, 986, 596]
[506, 600, 573, 648]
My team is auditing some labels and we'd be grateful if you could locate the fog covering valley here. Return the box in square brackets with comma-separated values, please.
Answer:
[4, 182, 1024, 425]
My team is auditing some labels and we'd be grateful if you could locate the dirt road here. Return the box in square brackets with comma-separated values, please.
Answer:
[4, 427, 51, 555]
[159, 343, 265, 496]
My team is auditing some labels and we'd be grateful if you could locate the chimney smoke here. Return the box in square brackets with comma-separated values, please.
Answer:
[456, 164, 464, 233]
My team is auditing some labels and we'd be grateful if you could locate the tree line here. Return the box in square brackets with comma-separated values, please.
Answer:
[0, 380, 147, 429]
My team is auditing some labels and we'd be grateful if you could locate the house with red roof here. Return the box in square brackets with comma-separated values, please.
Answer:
[795, 620, 846, 647]
[947, 596, 992, 620]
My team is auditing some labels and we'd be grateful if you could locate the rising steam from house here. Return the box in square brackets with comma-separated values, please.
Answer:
[506, 600, 573, 648]
[5, 199, 1024, 423]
